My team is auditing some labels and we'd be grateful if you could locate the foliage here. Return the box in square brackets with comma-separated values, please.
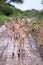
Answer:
[0, 0, 23, 3]
[34, 10, 43, 22]
[34, 17, 43, 22]
[11, 0, 23, 3]
[42, 0, 43, 4]
[0, 1, 43, 24]
[31, 24, 36, 32]
[0, 3, 14, 16]
[0, 15, 9, 24]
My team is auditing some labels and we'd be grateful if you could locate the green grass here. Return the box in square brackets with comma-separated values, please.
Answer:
[31, 24, 35, 31]
[34, 16, 43, 22]
[0, 15, 9, 24]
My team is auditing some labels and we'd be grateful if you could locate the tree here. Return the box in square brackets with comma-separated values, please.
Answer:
[42, 0, 43, 4]
[0, 0, 23, 16]
[0, 0, 23, 4]
[11, 0, 23, 3]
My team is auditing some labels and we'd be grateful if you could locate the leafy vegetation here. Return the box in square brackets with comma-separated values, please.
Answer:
[0, 15, 9, 24]
[31, 24, 36, 32]
[0, 0, 23, 3]
[0, 1, 43, 24]
[34, 17, 43, 22]
[34, 10, 43, 22]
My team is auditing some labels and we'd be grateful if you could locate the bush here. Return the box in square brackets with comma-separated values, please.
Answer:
[0, 3, 14, 16]
[0, 15, 9, 24]
[31, 24, 36, 32]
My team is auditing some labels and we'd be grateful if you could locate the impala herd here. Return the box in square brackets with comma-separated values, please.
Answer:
[4, 18, 43, 47]
[4, 18, 31, 53]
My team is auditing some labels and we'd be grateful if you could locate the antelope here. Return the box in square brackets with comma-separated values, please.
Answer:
[38, 28, 43, 45]
[4, 18, 12, 32]
[4, 21, 8, 32]
[33, 22, 43, 45]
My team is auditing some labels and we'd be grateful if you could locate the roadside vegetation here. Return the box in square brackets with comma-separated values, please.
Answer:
[0, 2, 43, 24]
[0, 15, 9, 24]
[34, 10, 43, 22]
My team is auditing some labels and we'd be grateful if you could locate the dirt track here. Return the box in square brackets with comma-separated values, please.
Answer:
[0, 25, 43, 65]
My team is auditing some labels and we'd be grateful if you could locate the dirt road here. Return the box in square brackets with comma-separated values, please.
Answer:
[0, 25, 43, 65]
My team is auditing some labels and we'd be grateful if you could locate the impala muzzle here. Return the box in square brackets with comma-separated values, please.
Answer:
[14, 32, 20, 40]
